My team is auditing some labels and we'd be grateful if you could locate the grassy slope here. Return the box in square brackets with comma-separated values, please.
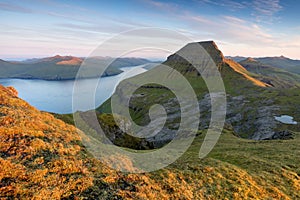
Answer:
[97, 58, 271, 116]
[54, 111, 300, 199]
[88, 43, 300, 198]
[85, 127, 300, 199]
[1, 83, 299, 199]
[0, 85, 96, 198]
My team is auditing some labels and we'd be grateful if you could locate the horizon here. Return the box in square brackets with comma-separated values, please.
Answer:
[1, 0, 300, 59]
[2, 53, 299, 62]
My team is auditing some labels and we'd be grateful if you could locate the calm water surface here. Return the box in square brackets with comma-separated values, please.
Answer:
[0, 65, 147, 114]
[275, 115, 297, 125]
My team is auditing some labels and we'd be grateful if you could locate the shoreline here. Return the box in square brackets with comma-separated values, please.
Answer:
[0, 72, 122, 81]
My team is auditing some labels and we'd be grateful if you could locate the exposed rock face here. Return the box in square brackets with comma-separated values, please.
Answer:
[197, 93, 291, 140]
[195, 41, 225, 64]
[225, 95, 280, 140]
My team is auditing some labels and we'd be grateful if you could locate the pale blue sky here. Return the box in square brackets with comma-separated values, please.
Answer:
[1, 0, 300, 59]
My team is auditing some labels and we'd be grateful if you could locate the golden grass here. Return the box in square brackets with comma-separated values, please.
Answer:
[0, 85, 93, 199]
[225, 59, 270, 87]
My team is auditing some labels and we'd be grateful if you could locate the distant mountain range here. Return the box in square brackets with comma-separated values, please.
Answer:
[227, 56, 300, 75]
[0, 55, 153, 80]
[238, 57, 300, 88]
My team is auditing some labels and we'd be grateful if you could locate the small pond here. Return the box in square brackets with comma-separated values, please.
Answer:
[274, 115, 297, 125]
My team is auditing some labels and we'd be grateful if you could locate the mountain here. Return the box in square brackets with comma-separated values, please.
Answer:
[98, 41, 300, 144]
[226, 56, 247, 62]
[228, 56, 300, 75]
[239, 57, 300, 88]
[255, 56, 300, 74]
[0, 56, 152, 80]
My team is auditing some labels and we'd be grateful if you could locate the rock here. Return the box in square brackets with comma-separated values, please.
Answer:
[268, 130, 294, 140]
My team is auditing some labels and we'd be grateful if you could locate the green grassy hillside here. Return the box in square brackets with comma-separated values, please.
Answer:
[54, 112, 300, 199]
[97, 41, 300, 142]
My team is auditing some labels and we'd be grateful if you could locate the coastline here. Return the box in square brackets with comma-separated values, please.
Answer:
[0, 72, 122, 81]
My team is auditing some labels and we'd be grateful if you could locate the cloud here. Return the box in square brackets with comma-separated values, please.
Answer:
[253, 0, 282, 16]
[143, 0, 179, 12]
[198, 0, 282, 22]
[55, 22, 136, 34]
[198, 0, 248, 10]
[220, 16, 274, 44]
[0, 2, 32, 13]
[182, 13, 274, 44]
[180, 12, 300, 58]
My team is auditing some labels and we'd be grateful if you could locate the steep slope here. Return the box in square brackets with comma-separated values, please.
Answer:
[224, 58, 270, 87]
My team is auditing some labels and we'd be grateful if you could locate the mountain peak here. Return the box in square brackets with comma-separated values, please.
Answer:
[191, 41, 225, 64]
[279, 55, 288, 59]
[166, 40, 225, 65]
[56, 57, 83, 65]
[53, 54, 62, 58]
[245, 57, 258, 62]
[197, 40, 218, 47]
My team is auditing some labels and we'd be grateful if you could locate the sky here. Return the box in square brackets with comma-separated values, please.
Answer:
[1, 0, 300, 60]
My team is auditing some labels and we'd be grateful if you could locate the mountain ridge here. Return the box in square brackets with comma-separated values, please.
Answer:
[228, 56, 300, 75]
[239, 57, 300, 88]
[0, 56, 153, 80]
